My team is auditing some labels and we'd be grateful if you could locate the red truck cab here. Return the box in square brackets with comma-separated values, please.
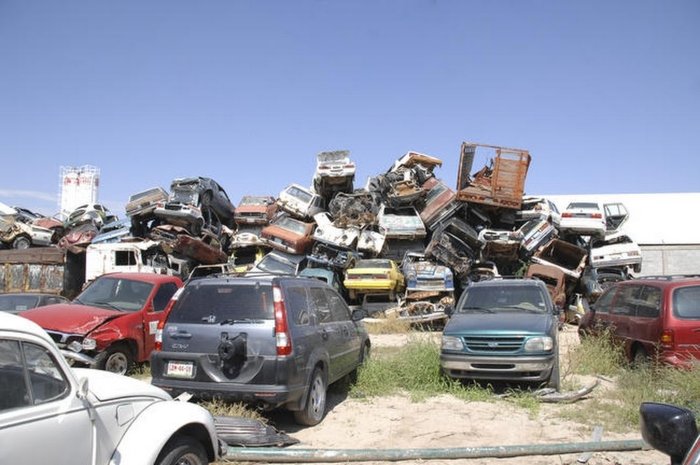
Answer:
[21, 272, 183, 375]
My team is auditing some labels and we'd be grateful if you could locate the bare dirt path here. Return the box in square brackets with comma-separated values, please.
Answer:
[223, 327, 666, 465]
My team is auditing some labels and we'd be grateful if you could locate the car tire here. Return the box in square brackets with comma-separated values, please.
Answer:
[349, 342, 371, 384]
[294, 367, 327, 426]
[633, 346, 650, 368]
[12, 235, 31, 249]
[155, 436, 207, 465]
[547, 352, 560, 391]
[95, 344, 133, 375]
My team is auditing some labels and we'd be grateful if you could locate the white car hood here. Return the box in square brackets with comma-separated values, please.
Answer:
[73, 368, 171, 402]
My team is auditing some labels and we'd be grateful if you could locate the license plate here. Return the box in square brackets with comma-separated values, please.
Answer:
[166, 361, 194, 379]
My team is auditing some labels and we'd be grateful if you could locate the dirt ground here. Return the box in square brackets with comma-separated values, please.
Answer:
[226, 327, 667, 465]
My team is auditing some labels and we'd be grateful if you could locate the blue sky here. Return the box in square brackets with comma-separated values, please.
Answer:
[1, 1, 698, 216]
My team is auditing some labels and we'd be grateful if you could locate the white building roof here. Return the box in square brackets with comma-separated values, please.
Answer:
[545, 193, 700, 246]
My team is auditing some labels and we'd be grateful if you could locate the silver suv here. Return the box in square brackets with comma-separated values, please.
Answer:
[151, 275, 370, 426]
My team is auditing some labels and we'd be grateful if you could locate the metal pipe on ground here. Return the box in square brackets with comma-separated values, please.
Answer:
[226, 439, 648, 463]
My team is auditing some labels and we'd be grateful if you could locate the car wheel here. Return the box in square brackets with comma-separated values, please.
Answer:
[155, 436, 207, 465]
[95, 344, 133, 375]
[12, 235, 31, 249]
[349, 342, 371, 383]
[633, 346, 650, 368]
[294, 367, 327, 426]
[546, 352, 560, 391]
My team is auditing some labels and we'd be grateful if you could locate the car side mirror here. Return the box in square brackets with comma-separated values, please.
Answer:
[351, 308, 366, 321]
[640, 402, 698, 465]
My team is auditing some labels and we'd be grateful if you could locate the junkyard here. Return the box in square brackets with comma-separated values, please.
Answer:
[2, 3, 700, 464]
[2, 141, 696, 465]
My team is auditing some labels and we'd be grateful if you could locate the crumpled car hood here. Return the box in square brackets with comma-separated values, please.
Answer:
[408, 262, 449, 278]
[21, 303, 122, 335]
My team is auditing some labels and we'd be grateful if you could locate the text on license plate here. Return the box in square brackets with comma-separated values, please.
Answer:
[167, 361, 194, 378]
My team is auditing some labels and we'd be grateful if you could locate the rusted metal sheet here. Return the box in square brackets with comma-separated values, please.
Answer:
[456, 142, 531, 209]
[525, 263, 567, 308]
[532, 239, 588, 279]
[0, 248, 84, 298]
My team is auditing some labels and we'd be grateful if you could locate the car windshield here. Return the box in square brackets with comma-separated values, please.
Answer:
[0, 295, 40, 312]
[673, 286, 700, 319]
[425, 183, 447, 203]
[169, 283, 274, 323]
[566, 202, 599, 210]
[170, 190, 199, 205]
[458, 285, 547, 314]
[75, 277, 153, 312]
[257, 255, 297, 274]
[355, 259, 391, 269]
[275, 217, 308, 234]
[286, 186, 312, 203]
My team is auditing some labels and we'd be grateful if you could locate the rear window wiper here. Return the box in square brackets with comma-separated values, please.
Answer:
[219, 318, 266, 325]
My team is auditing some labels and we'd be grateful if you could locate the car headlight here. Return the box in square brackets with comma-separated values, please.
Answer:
[67, 341, 83, 353]
[82, 338, 97, 351]
[442, 336, 464, 351]
[524, 337, 554, 352]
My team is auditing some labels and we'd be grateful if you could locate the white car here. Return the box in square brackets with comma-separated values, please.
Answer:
[312, 150, 355, 196]
[277, 183, 325, 221]
[517, 196, 561, 228]
[312, 212, 360, 249]
[590, 231, 642, 272]
[0, 312, 221, 465]
[559, 202, 607, 238]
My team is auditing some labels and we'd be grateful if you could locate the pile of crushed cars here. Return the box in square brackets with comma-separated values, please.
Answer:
[4, 142, 642, 325]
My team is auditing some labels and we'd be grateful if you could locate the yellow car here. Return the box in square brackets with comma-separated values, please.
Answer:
[344, 259, 405, 300]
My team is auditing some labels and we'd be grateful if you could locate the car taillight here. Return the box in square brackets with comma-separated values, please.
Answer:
[319, 164, 329, 169]
[660, 329, 674, 348]
[561, 212, 573, 218]
[373, 273, 390, 279]
[344, 164, 354, 168]
[591, 213, 602, 219]
[273, 286, 292, 356]
[154, 320, 165, 351]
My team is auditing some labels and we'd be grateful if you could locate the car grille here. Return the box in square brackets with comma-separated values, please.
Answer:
[414, 278, 447, 289]
[45, 330, 83, 349]
[462, 335, 525, 353]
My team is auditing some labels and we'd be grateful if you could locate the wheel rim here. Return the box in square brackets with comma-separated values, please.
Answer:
[308, 374, 326, 420]
[105, 352, 129, 374]
[174, 452, 201, 465]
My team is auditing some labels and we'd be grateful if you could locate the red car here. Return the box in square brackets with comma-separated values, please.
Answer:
[579, 275, 700, 368]
[234, 195, 278, 225]
[419, 177, 459, 229]
[21, 272, 183, 375]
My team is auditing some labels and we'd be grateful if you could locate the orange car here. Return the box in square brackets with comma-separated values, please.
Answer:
[261, 215, 315, 255]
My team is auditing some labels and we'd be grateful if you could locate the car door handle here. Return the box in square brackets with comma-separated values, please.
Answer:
[171, 331, 192, 339]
